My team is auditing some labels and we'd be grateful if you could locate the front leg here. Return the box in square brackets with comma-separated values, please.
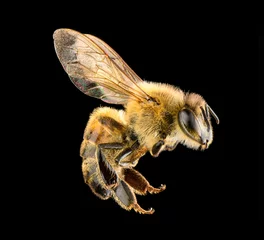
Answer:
[115, 141, 140, 167]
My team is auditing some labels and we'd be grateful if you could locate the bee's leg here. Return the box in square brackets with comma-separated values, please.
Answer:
[115, 141, 140, 166]
[98, 143, 124, 150]
[96, 143, 124, 187]
[112, 179, 155, 214]
[96, 144, 154, 214]
[81, 142, 123, 198]
[123, 168, 166, 195]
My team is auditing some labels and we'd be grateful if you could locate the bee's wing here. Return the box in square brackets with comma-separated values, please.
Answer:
[53, 28, 151, 104]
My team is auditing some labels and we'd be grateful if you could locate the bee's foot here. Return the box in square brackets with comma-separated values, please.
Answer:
[148, 184, 166, 194]
[133, 204, 155, 214]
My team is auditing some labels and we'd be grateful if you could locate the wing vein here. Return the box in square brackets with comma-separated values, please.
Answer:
[54, 28, 152, 105]
[85, 35, 151, 101]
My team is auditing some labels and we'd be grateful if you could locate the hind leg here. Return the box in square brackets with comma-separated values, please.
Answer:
[81, 140, 124, 199]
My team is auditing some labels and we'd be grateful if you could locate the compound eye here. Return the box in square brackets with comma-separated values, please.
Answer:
[179, 109, 200, 137]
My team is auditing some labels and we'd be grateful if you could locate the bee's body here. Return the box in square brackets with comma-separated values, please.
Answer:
[53, 28, 219, 214]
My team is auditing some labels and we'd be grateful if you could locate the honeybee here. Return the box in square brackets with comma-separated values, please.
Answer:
[53, 28, 220, 214]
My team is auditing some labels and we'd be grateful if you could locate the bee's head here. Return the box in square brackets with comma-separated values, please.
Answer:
[178, 93, 220, 150]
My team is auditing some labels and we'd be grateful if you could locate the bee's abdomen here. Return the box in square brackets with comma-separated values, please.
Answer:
[80, 139, 96, 159]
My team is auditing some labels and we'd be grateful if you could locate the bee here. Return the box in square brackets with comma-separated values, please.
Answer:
[53, 28, 220, 214]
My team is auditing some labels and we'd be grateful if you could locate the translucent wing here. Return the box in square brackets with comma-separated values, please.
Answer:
[53, 28, 151, 104]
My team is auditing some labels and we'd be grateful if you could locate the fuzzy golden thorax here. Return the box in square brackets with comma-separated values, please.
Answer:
[125, 81, 213, 156]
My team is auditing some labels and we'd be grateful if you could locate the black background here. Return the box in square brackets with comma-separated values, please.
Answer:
[23, 14, 261, 225]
